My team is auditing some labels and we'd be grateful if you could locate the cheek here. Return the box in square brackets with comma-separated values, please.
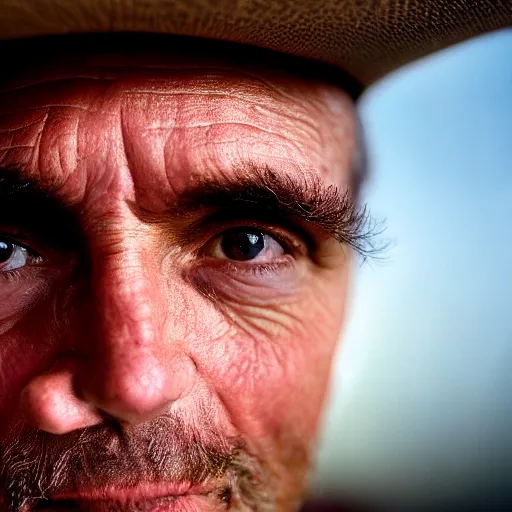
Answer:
[189, 265, 349, 446]
[0, 282, 73, 434]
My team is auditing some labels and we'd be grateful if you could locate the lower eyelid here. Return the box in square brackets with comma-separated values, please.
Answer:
[186, 255, 302, 304]
[199, 253, 295, 274]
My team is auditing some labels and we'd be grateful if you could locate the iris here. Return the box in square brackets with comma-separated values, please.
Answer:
[221, 228, 265, 261]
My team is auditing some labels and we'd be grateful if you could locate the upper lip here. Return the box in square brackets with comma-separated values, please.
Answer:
[41, 481, 214, 504]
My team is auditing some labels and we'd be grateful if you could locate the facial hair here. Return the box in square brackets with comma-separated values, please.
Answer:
[0, 413, 274, 512]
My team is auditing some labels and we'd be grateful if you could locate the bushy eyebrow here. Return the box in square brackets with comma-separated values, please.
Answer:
[0, 163, 383, 260]
[151, 164, 383, 260]
[0, 167, 82, 250]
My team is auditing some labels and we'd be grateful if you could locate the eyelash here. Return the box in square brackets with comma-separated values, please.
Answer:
[0, 268, 25, 282]
[193, 205, 309, 246]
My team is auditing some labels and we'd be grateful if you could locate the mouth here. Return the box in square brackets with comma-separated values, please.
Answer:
[26, 484, 231, 512]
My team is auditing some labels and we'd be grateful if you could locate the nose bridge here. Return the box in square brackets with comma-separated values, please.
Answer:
[78, 226, 192, 424]
[85, 198, 166, 351]
[99, 250, 159, 356]
[90, 219, 160, 353]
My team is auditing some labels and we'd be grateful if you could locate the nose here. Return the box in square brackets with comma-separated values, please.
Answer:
[21, 247, 196, 434]
[21, 357, 104, 435]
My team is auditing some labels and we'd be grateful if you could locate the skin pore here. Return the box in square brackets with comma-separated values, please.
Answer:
[0, 36, 365, 512]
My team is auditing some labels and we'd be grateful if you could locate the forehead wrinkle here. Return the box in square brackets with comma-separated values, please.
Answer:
[1, 62, 341, 133]
[121, 89, 322, 140]
[0, 117, 45, 134]
[115, 85, 347, 207]
[135, 98, 318, 144]
[0, 54, 351, 126]
[0, 72, 328, 142]
[0, 59, 357, 220]
[118, 86, 327, 151]
[116, 75, 326, 122]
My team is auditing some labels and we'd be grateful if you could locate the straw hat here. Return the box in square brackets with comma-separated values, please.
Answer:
[0, 0, 510, 87]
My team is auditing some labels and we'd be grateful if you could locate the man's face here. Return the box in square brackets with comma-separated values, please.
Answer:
[0, 37, 363, 512]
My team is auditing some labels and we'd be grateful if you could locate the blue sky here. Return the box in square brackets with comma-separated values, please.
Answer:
[313, 28, 512, 509]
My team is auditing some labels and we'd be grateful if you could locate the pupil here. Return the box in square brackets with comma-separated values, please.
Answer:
[0, 241, 13, 264]
[221, 229, 265, 261]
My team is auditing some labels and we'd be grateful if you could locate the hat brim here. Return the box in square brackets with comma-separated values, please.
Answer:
[0, 0, 511, 87]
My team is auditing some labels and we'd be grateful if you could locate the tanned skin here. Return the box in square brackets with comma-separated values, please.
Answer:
[0, 36, 369, 512]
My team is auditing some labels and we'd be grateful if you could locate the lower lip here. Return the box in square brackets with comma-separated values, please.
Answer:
[35, 494, 217, 512]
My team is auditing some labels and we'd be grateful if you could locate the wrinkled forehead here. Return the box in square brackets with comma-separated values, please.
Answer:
[0, 35, 364, 199]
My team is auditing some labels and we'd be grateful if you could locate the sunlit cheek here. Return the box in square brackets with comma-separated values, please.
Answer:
[187, 265, 346, 445]
[203, 319, 337, 445]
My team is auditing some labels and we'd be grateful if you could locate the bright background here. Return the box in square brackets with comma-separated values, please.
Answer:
[312, 28, 512, 511]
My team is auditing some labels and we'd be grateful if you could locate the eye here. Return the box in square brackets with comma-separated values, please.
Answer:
[207, 227, 285, 263]
[0, 239, 30, 272]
